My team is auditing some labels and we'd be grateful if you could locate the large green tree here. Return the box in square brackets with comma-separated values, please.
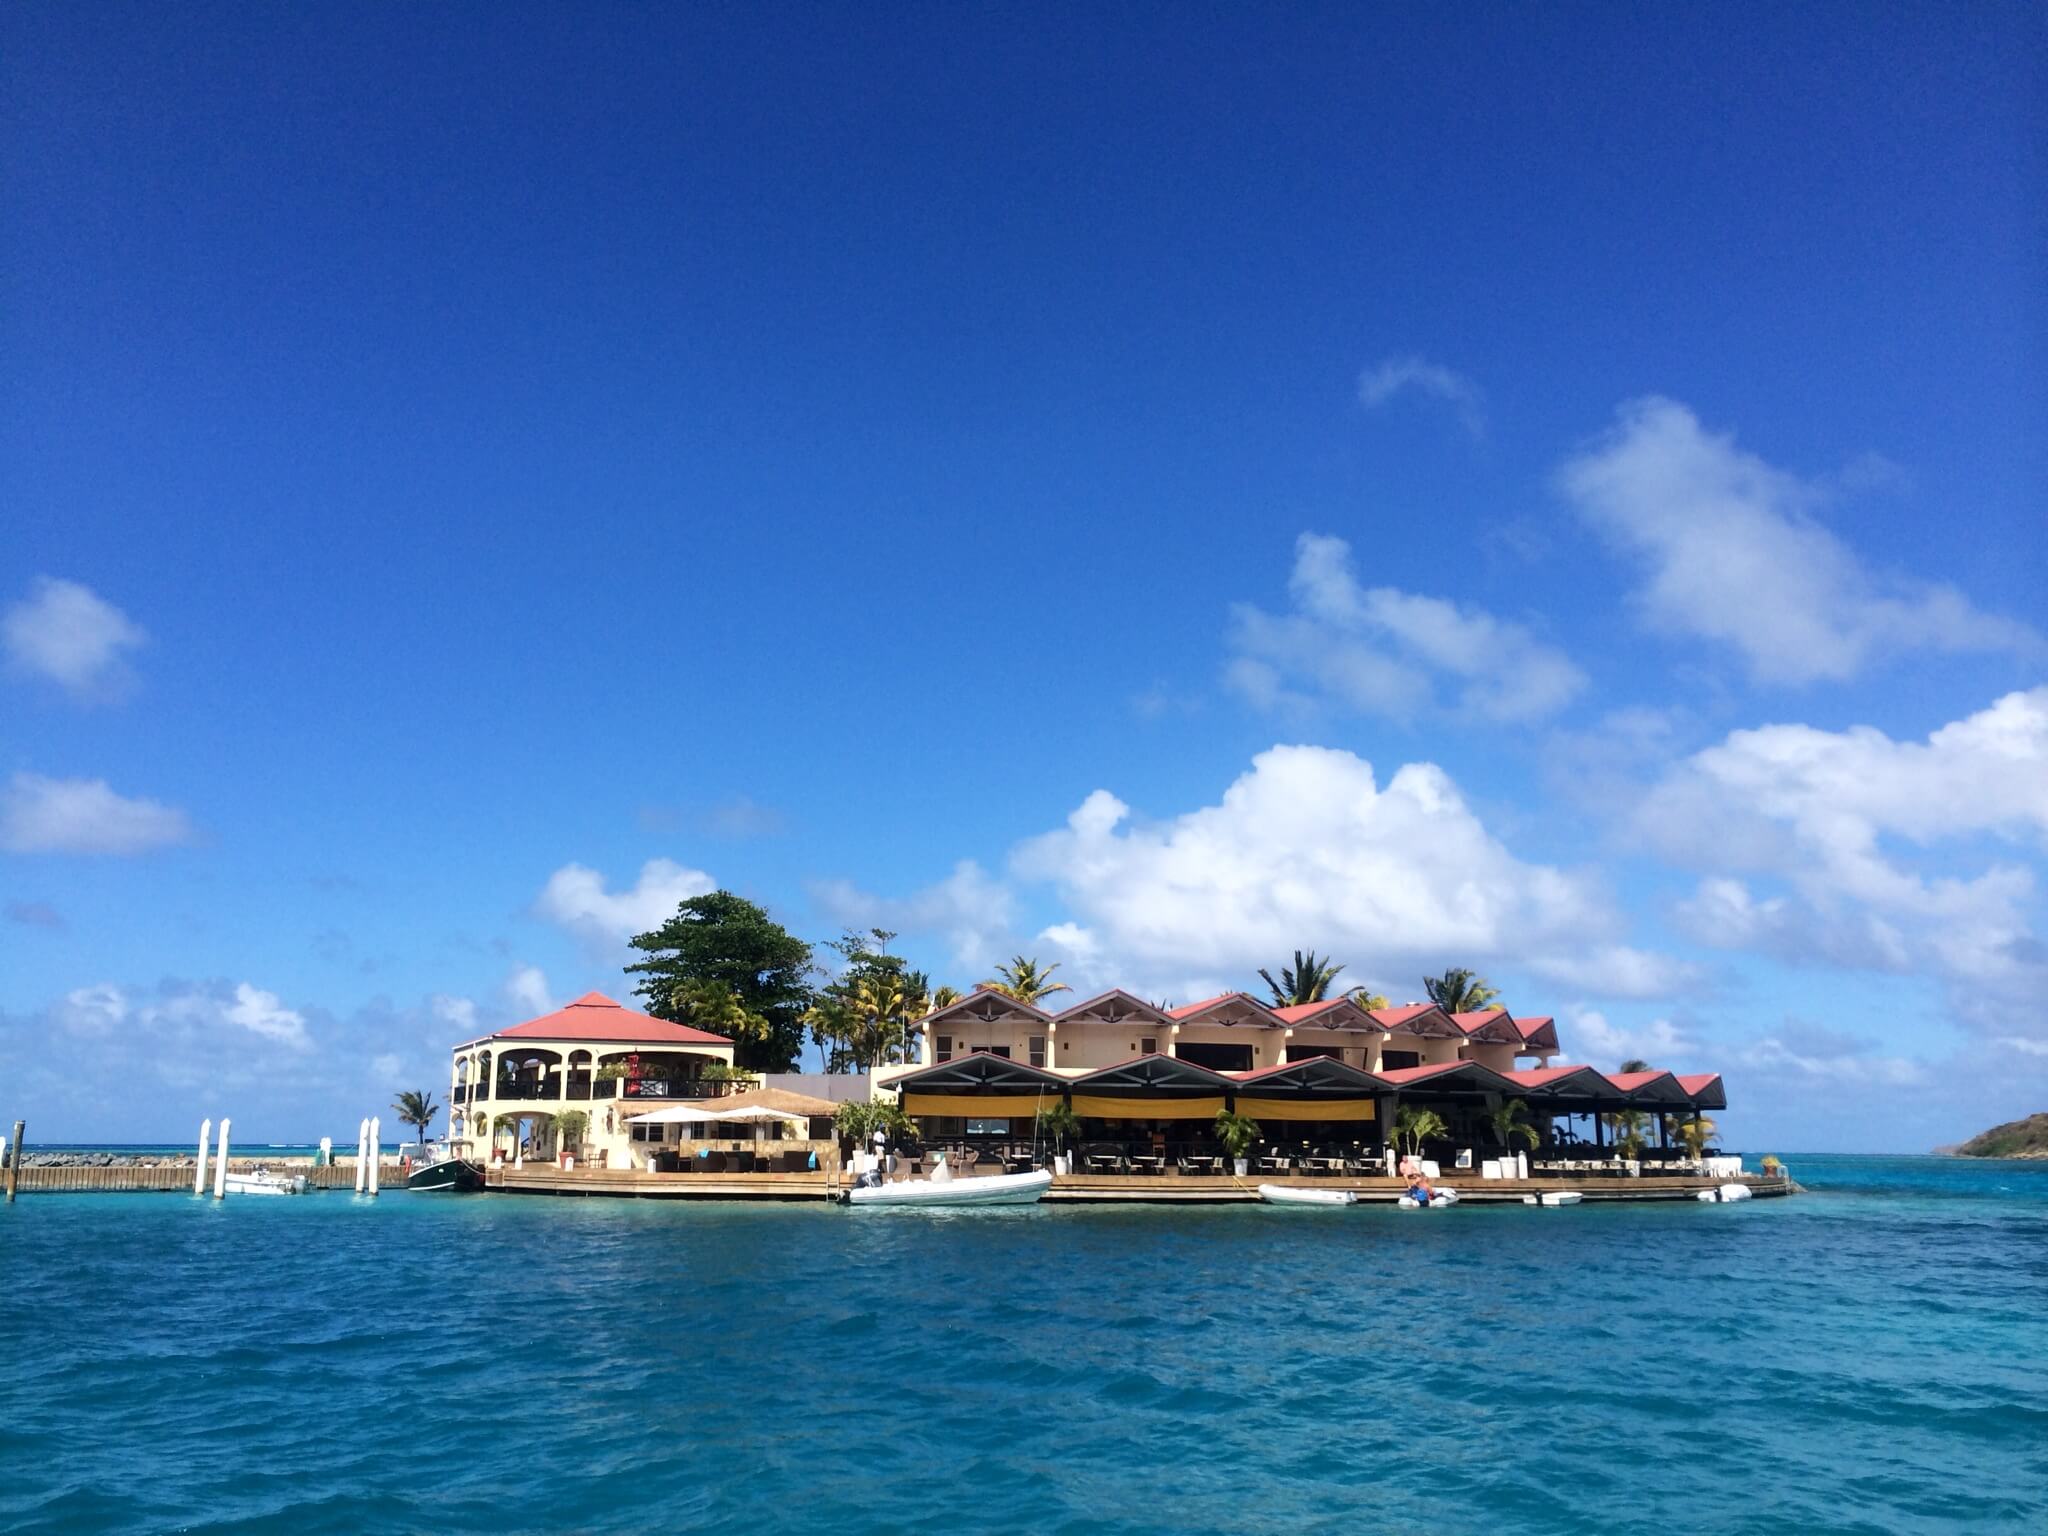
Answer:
[1258, 950, 1344, 1007]
[625, 891, 814, 1071]
[805, 929, 931, 1071]
[1423, 967, 1501, 1015]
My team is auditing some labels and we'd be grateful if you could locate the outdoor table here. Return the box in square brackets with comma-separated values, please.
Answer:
[1128, 1155, 1165, 1173]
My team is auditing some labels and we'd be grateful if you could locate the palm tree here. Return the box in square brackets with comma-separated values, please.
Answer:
[1423, 968, 1500, 1014]
[392, 1090, 439, 1146]
[927, 984, 962, 1014]
[1393, 1105, 1447, 1159]
[1486, 1097, 1540, 1152]
[1618, 1058, 1651, 1074]
[1258, 950, 1345, 1007]
[1604, 1108, 1650, 1159]
[1347, 987, 1391, 1010]
[1666, 1113, 1717, 1158]
[979, 956, 1070, 1005]
[851, 973, 922, 1065]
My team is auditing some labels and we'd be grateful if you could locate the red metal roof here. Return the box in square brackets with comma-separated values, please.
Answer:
[1674, 1073, 1722, 1094]
[1367, 1003, 1439, 1027]
[492, 991, 732, 1046]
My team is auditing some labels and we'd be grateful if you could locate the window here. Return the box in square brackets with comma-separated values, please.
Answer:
[1177, 1041, 1253, 1071]
[970, 1044, 1011, 1059]
[1139, 1036, 1158, 1056]
[1028, 1036, 1046, 1068]
[630, 1123, 668, 1144]
[1286, 1045, 1342, 1063]
[936, 1035, 953, 1062]
[965, 1119, 1012, 1137]
[1381, 1050, 1421, 1070]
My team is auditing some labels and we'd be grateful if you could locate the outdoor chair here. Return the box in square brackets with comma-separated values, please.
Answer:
[698, 1150, 727, 1173]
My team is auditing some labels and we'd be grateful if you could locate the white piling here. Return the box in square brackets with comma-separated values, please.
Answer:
[367, 1117, 381, 1196]
[195, 1118, 212, 1194]
[213, 1117, 232, 1198]
[354, 1118, 369, 1194]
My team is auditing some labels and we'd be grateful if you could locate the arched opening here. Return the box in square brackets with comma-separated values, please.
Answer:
[595, 1049, 731, 1099]
[473, 1050, 493, 1102]
[496, 1049, 562, 1101]
[566, 1049, 594, 1101]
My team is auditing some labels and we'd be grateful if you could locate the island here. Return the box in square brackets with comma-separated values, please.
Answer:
[1946, 1113, 2048, 1158]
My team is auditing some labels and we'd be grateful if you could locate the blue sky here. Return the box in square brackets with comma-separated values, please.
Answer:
[4, 4, 2043, 1149]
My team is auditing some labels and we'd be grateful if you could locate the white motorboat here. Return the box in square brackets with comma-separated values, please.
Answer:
[223, 1167, 307, 1196]
[845, 1167, 1052, 1207]
[1397, 1187, 1460, 1209]
[1696, 1182, 1753, 1203]
[1258, 1184, 1357, 1207]
[1528, 1190, 1583, 1207]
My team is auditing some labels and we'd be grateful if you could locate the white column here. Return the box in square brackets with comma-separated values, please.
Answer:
[367, 1117, 381, 1195]
[213, 1117, 232, 1198]
[355, 1118, 370, 1193]
[194, 1119, 212, 1195]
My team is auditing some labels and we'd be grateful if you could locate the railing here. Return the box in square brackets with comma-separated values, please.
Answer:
[616, 1079, 741, 1100]
[493, 1079, 561, 1101]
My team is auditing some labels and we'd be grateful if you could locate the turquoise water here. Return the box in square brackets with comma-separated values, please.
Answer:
[1, 1156, 2042, 1535]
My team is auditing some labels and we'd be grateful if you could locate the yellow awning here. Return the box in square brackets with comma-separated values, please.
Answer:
[1235, 1096, 1377, 1123]
[1069, 1094, 1226, 1121]
[902, 1092, 1059, 1117]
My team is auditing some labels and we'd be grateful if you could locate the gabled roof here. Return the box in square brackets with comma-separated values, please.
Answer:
[920, 988, 1052, 1028]
[1271, 997, 1379, 1031]
[1603, 1070, 1694, 1104]
[886, 1052, 1069, 1095]
[1449, 1008, 1522, 1043]
[1500, 1065, 1613, 1100]
[1051, 989, 1175, 1027]
[1675, 1073, 1727, 1110]
[1377, 1060, 1522, 1095]
[1367, 1003, 1465, 1038]
[1230, 1056, 1391, 1097]
[1510, 1015, 1560, 1052]
[1166, 992, 1284, 1026]
[489, 992, 732, 1046]
[1071, 1054, 1237, 1096]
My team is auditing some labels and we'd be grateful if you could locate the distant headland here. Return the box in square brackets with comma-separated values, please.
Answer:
[1941, 1114, 2048, 1159]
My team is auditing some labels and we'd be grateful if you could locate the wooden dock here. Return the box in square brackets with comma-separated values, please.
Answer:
[6, 1162, 385, 1194]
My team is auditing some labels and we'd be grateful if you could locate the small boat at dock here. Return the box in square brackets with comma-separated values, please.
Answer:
[405, 1144, 484, 1193]
[1524, 1190, 1583, 1207]
[1258, 1184, 1357, 1207]
[224, 1167, 307, 1196]
[844, 1154, 1052, 1208]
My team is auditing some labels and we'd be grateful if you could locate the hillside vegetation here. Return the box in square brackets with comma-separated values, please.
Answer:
[1951, 1113, 2048, 1158]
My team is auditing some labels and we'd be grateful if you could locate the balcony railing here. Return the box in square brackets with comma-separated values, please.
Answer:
[493, 1078, 562, 1101]
[616, 1078, 740, 1100]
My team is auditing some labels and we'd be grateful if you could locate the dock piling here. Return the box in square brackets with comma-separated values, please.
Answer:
[367, 1117, 381, 1196]
[5, 1120, 21, 1203]
[354, 1119, 369, 1194]
[213, 1118, 231, 1198]
[194, 1119, 212, 1195]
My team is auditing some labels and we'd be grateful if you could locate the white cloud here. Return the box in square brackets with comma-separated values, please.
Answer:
[1562, 1007, 1698, 1070]
[220, 983, 310, 1049]
[2, 576, 147, 698]
[1643, 688, 2048, 1037]
[55, 983, 129, 1037]
[0, 772, 194, 855]
[535, 858, 715, 946]
[1011, 744, 1680, 1001]
[1358, 354, 1485, 437]
[502, 965, 553, 1018]
[1558, 397, 2037, 683]
[811, 860, 1015, 973]
[431, 994, 479, 1033]
[1226, 533, 1585, 723]
[1739, 1025, 1925, 1088]
[370, 1052, 403, 1080]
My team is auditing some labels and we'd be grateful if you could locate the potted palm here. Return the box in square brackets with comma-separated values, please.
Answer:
[1035, 1102, 1081, 1175]
[1485, 1097, 1539, 1176]
[554, 1110, 590, 1169]
[1605, 1109, 1649, 1172]
[1214, 1108, 1261, 1177]
[1394, 1106, 1447, 1166]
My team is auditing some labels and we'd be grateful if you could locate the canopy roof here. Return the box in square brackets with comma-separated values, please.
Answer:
[1230, 1056, 1391, 1098]
[921, 989, 1052, 1028]
[1050, 989, 1175, 1027]
[1071, 1054, 1237, 1097]
[483, 992, 732, 1047]
[888, 1052, 1069, 1096]
[1377, 1061, 1523, 1096]
[1165, 992, 1284, 1027]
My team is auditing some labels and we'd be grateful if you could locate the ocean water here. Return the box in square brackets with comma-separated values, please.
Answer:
[1, 1156, 2042, 1535]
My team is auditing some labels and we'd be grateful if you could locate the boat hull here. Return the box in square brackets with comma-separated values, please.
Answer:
[223, 1173, 306, 1196]
[405, 1158, 486, 1193]
[846, 1169, 1052, 1207]
[1258, 1183, 1357, 1206]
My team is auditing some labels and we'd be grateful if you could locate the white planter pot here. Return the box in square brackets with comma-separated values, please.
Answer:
[1053, 1154, 1070, 1176]
[1233, 1158, 1249, 1177]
